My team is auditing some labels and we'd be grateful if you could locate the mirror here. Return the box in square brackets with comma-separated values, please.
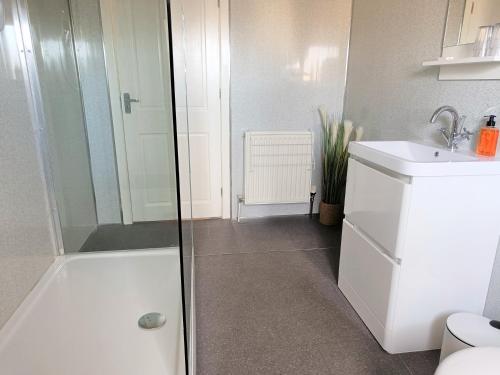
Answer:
[444, 0, 500, 47]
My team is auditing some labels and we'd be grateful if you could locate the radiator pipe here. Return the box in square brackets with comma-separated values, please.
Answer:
[309, 186, 317, 218]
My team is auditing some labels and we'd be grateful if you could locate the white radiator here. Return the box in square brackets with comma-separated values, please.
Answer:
[244, 131, 314, 204]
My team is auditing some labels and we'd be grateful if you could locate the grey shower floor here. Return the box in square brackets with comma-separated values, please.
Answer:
[194, 215, 439, 374]
[79, 221, 179, 252]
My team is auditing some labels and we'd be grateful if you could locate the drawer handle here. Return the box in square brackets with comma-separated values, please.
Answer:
[345, 220, 402, 265]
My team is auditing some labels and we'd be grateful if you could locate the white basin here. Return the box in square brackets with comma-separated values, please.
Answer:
[349, 141, 500, 176]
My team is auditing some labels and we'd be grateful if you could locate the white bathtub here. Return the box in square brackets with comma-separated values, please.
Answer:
[0, 249, 185, 375]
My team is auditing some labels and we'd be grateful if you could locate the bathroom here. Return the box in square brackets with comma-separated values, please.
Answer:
[1, 0, 500, 374]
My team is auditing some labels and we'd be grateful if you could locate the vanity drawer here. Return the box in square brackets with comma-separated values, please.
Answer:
[344, 158, 411, 259]
[339, 220, 401, 347]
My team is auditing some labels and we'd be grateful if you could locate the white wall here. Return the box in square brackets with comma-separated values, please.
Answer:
[0, 0, 56, 328]
[344, 0, 500, 319]
[230, 0, 352, 218]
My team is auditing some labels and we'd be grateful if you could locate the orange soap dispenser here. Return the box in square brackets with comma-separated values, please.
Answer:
[476, 115, 499, 157]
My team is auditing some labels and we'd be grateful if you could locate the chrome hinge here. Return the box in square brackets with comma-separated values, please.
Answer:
[217, 0, 220, 8]
[221, 187, 223, 196]
[219, 87, 221, 98]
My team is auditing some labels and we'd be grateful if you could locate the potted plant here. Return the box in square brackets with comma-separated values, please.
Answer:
[318, 108, 362, 226]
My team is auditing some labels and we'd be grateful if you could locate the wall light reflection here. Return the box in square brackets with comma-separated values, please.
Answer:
[0, 24, 21, 80]
[286, 45, 339, 82]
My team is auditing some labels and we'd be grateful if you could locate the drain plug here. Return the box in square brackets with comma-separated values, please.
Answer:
[138, 312, 166, 329]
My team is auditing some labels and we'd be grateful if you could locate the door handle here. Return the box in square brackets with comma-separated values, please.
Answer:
[123, 92, 139, 114]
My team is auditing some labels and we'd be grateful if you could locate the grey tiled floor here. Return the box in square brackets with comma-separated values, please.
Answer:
[79, 221, 179, 252]
[195, 216, 440, 375]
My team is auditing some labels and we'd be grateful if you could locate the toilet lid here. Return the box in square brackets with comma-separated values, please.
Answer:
[435, 347, 500, 375]
[446, 313, 500, 347]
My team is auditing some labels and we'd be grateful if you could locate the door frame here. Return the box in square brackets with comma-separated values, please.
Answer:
[100, 0, 231, 224]
[220, 0, 231, 219]
[100, 0, 133, 224]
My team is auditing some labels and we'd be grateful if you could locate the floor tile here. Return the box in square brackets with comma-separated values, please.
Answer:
[193, 215, 341, 255]
[195, 216, 440, 375]
[198, 345, 330, 375]
[398, 350, 440, 375]
[79, 221, 179, 252]
[196, 251, 333, 374]
[193, 220, 242, 255]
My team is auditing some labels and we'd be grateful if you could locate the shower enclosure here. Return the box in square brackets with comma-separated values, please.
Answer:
[0, 0, 195, 373]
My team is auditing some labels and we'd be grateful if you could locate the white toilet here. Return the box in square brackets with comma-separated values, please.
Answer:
[435, 347, 500, 375]
[436, 312, 500, 374]
[439, 312, 500, 361]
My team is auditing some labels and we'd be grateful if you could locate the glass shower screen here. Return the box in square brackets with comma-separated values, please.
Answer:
[15, 0, 194, 372]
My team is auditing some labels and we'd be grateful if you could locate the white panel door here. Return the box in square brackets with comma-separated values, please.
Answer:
[172, 0, 222, 219]
[110, 0, 177, 222]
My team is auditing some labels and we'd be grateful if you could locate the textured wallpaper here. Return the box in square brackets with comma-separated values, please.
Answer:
[230, 0, 352, 217]
[0, 0, 56, 328]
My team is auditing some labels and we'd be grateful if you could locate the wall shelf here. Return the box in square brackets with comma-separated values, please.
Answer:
[423, 56, 500, 67]
[423, 46, 500, 80]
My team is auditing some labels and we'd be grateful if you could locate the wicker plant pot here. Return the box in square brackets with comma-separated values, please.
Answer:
[319, 201, 343, 226]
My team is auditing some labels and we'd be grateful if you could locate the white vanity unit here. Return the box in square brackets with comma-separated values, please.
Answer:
[338, 141, 500, 354]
